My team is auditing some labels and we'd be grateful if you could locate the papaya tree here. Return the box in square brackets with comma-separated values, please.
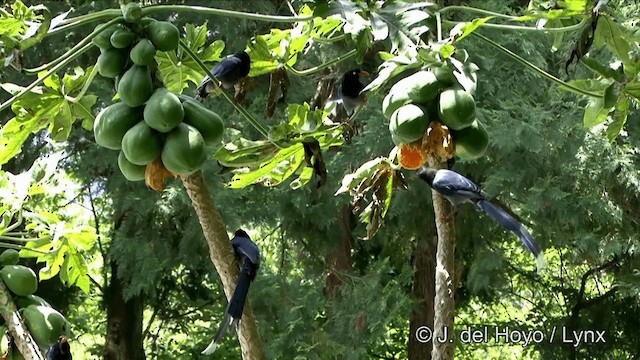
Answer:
[0, 0, 638, 359]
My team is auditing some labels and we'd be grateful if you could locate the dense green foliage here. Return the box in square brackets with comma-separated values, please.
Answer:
[0, 0, 639, 359]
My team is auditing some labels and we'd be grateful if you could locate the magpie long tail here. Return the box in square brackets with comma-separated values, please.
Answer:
[476, 199, 546, 270]
[201, 312, 232, 355]
[228, 262, 252, 319]
[201, 263, 253, 355]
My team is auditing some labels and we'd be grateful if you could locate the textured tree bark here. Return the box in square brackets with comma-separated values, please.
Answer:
[0, 280, 44, 359]
[408, 231, 437, 360]
[324, 204, 354, 300]
[428, 159, 456, 360]
[181, 171, 266, 360]
[104, 260, 146, 360]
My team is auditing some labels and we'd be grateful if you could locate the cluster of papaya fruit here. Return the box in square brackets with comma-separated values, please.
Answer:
[92, 3, 224, 181]
[0, 250, 69, 359]
[383, 62, 489, 169]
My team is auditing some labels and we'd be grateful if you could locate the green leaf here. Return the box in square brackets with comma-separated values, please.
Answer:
[156, 22, 224, 93]
[215, 138, 280, 168]
[606, 97, 629, 141]
[361, 53, 423, 93]
[451, 17, 494, 43]
[0, 67, 97, 164]
[580, 56, 623, 81]
[72, 94, 98, 131]
[222, 103, 343, 189]
[228, 144, 305, 188]
[19, 5, 50, 51]
[21, 219, 96, 293]
[0, 116, 46, 166]
[370, 13, 389, 41]
[583, 96, 610, 128]
[594, 15, 632, 69]
[622, 81, 640, 101]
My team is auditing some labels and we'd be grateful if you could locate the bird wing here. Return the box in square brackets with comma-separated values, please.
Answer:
[232, 236, 260, 265]
[432, 170, 482, 199]
[196, 55, 243, 90]
[212, 55, 244, 79]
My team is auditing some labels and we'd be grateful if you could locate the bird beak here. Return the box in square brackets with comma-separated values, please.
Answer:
[359, 70, 370, 77]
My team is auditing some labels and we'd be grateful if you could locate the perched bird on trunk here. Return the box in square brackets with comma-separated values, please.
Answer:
[196, 51, 251, 101]
[47, 336, 72, 360]
[202, 229, 261, 355]
[336, 69, 369, 116]
[417, 167, 545, 269]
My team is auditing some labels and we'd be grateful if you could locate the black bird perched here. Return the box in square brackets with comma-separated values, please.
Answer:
[202, 229, 261, 354]
[337, 69, 369, 116]
[196, 51, 251, 101]
[417, 167, 545, 269]
[47, 336, 72, 360]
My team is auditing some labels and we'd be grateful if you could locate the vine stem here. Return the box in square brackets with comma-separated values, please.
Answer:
[141, 5, 312, 22]
[49, 9, 122, 36]
[50, 4, 311, 37]
[444, 17, 588, 33]
[438, 5, 519, 20]
[178, 40, 273, 143]
[0, 42, 94, 113]
[286, 49, 357, 76]
[0, 241, 50, 254]
[471, 32, 601, 98]
[24, 16, 124, 75]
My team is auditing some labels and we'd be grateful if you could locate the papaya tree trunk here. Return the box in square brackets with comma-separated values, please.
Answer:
[181, 171, 266, 360]
[0, 280, 44, 360]
[428, 159, 456, 360]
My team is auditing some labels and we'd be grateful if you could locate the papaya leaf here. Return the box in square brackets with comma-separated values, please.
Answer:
[222, 104, 343, 189]
[156, 22, 224, 93]
[0, 68, 96, 165]
[0, 156, 96, 293]
[376, 2, 434, 56]
[517, 0, 587, 21]
[215, 138, 280, 168]
[227, 144, 305, 188]
[0, 116, 46, 166]
[22, 219, 96, 293]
